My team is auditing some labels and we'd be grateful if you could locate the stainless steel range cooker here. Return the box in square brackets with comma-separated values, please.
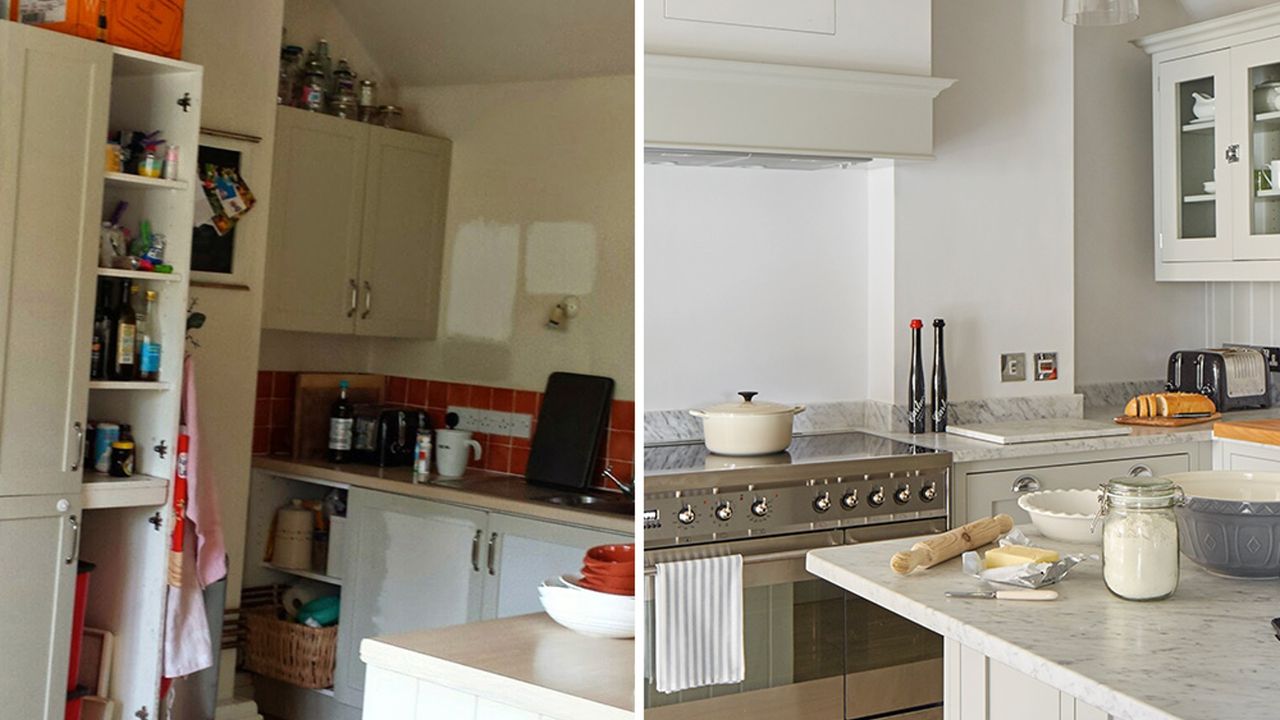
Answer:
[643, 431, 952, 720]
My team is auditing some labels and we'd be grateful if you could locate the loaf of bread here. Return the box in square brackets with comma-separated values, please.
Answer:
[1123, 392, 1216, 418]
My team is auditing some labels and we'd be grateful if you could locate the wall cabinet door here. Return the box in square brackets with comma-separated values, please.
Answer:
[1230, 36, 1280, 259]
[0, 494, 80, 720]
[481, 513, 628, 620]
[0, 24, 109, 496]
[1157, 49, 1233, 263]
[355, 128, 451, 339]
[962, 453, 1191, 525]
[335, 488, 488, 707]
[263, 107, 367, 334]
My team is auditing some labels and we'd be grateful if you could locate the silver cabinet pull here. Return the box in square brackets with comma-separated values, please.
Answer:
[347, 279, 358, 318]
[1129, 464, 1153, 477]
[362, 281, 372, 319]
[70, 422, 83, 472]
[65, 515, 79, 565]
[470, 529, 482, 572]
[1011, 475, 1041, 493]
[1226, 144, 1241, 163]
[487, 532, 498, 576]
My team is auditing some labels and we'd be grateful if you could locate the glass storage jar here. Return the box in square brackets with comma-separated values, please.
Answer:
[1097, 477, 1184, 601]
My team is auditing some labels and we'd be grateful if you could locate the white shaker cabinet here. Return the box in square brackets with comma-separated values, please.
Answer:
[944, 639, 1110, 720]
[0, 494, 81, 720]
[263, 107, 451, 339]
[0, 23, 110, 497]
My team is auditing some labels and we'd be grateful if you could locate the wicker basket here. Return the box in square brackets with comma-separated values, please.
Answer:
[243, 606, 337, 689]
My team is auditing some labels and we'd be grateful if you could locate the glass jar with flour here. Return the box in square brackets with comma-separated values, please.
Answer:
[1097, 477, 1184, 601]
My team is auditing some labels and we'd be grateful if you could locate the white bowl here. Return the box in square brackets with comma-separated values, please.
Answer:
[1017, 489, 1101, 544]
[1204, 181, 1217, 194]
[540, 592, 634, 638]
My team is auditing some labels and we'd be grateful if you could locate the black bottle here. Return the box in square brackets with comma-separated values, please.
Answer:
[907, 319, 926, 433]
[931, 319, 948, 432]
[90, 281, 111, 380]
[328, 379, 354, 463]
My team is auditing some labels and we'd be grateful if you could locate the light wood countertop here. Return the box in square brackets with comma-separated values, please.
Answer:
[361, 613, 634, 719]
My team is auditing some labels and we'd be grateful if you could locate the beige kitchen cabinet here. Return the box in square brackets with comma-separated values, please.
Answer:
[944, 639, 1110, 720]
[264, 107, 451, 339]
[955, 448, 1205, 525]
[0, 23, 109, 497]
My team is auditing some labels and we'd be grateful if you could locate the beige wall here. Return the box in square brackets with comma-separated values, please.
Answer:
[260, 75, 636, 398]
[282, 0, 395, 98]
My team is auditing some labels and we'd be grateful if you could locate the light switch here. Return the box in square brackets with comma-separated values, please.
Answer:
[1001, 353, 1026, 382]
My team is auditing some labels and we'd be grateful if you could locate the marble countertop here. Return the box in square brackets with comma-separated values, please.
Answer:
[360, 613, 634, 720]
[807, 527, 1280, 720]
[252, 456, 632, 534]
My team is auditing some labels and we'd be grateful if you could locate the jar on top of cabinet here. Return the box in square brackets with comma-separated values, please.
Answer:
[1096, 477, 1184, 601]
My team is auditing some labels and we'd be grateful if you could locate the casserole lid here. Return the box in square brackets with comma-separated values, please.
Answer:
[691, 391, 805, 418]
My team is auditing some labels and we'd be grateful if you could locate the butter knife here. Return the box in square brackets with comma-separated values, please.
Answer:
[945, 589, 1058, 601]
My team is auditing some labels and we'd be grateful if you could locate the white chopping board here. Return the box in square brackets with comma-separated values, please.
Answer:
[945, 419, 1132, 444]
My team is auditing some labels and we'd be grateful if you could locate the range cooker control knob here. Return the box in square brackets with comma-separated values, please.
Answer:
[921, 482, 938, 502]
[813, 491, 832, 513]
[715, 502, 734, 522]
[868, 487, 886, 507]
[751, 498, 770, 517]
[841, 489, 859, 510]
[894, 484, 912, 505]
[677, 505, 696, 525]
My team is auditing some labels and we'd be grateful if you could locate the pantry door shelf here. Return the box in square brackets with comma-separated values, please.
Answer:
[104, 171, 187, 191]
[81, 473, 169, 510]
[96, 268, 184, 283]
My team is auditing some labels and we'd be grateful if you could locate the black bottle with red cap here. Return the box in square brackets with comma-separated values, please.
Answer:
[907, 319, 926, 433]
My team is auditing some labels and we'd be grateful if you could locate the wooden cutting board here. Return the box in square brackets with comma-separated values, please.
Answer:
[1114, 413, 1221, 428]
[292, 373, 385, 461]
[1212, 418, 1280, 446]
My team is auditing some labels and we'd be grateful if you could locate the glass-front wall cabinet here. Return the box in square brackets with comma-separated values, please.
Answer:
[1234, 37, 1280, 259]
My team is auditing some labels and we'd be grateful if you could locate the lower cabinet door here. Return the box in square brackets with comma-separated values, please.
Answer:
[335, 488, 488, 707]
[0, 494, 79, 720]
[481, 513, 629, 620]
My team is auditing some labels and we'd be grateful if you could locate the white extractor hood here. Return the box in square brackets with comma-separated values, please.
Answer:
[645, 54, 955, 167]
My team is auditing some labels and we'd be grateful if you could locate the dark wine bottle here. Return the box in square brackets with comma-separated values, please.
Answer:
[328, 379, 354, 463]
[931, 318, 948, 432]
[90, 281, 110, 380]
[108, 281, 137, 381]
[908, 319, 926, 433]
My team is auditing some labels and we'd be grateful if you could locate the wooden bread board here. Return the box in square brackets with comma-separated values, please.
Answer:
[1114, 413, 1221, 427]
[1212, 418, 1280, 446]
[292, 373, 385, 461]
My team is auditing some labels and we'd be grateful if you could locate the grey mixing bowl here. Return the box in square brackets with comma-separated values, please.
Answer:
[1167, 471, 1280, 579]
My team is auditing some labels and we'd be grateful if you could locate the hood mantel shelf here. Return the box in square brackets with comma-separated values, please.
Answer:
[645, 53, 956, 164]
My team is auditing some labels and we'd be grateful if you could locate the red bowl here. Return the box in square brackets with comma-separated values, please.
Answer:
[578, 574, 635, 596]
[581, 565, 636, 585]
[582, 558, 634, 577]
[586, 544, 634, 565]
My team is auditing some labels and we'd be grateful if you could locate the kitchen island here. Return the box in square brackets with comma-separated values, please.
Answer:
[807, 528, 1280, 720]
[359, 613, 634, 720]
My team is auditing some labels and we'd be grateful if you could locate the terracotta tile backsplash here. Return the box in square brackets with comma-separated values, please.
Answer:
[254, 371, 636, 490]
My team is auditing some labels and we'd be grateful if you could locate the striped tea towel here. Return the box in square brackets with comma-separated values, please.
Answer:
[654, 554, 745, 693]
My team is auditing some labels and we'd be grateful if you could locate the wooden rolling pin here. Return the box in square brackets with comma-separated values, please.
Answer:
[891, 514, 1014, 574]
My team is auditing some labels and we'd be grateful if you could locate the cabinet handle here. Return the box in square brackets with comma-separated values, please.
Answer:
[65, 515, 79, 565]
[362, 281, 372, 319]
[470, 529, 482, 572]
[347, 279, 358, 318]
[1226, 144, 1241, 163]
[1011, 475, 1041, 493]
[487, 532, 498, 576]
[70, 422, 83, 472]
[1129, 464, 1153, 477]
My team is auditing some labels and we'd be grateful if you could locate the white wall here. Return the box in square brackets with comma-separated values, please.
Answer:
[644, 0, 932, 75]
[644, 165, 868, 411]
[282, 0, 395, 98]
[1073, 0, 1208, 384]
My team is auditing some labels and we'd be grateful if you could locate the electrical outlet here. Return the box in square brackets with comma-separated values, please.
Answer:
[447, 406, 534, 439]
[1001, 353, 1027, 382]
[1034, 352, 1059, 381]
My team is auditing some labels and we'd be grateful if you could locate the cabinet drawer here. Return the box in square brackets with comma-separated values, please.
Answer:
[965, 454, 1190, 525]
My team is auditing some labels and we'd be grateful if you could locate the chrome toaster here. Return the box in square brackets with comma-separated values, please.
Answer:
[1166, 347, 1271, 411]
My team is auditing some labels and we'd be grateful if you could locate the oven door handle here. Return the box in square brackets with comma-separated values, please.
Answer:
[642, 546, 814, 576]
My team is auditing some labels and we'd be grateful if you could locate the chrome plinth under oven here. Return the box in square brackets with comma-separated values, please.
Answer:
[643, 431, 952, 720]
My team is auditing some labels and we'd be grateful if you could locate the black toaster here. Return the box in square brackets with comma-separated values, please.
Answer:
[1166, 347, 1272, 411]
[353, 406, 430, 466]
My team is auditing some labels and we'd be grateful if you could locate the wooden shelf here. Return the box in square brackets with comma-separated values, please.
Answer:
[89, 380, 174, 391]
[261, 561, 343, 587]
[1182, 120, 1214, 133]
[1184, 194, 1217, 203]
[97, 268, 183, 283]
[104, 171, 187, 191]
[82, 472, 169, 509]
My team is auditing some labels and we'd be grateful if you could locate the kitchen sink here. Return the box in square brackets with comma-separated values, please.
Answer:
[542, 493, 634, 516]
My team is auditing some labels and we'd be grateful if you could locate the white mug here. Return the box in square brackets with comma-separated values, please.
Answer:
[435, 428, 482, 477]
[1270, 160, 1280, 186]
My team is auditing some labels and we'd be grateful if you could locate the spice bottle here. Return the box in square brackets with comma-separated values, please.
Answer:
[1096, 477, 1184, 601]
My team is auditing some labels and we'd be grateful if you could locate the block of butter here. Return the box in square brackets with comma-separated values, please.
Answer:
[984, 545, 1060, 569]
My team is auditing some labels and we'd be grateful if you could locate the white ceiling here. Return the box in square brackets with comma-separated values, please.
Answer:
[1176, 0, 1278, 21]
[326, 0, 634, 87]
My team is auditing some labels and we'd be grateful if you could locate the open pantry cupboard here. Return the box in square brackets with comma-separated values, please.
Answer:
[0, 21, 202, 720]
